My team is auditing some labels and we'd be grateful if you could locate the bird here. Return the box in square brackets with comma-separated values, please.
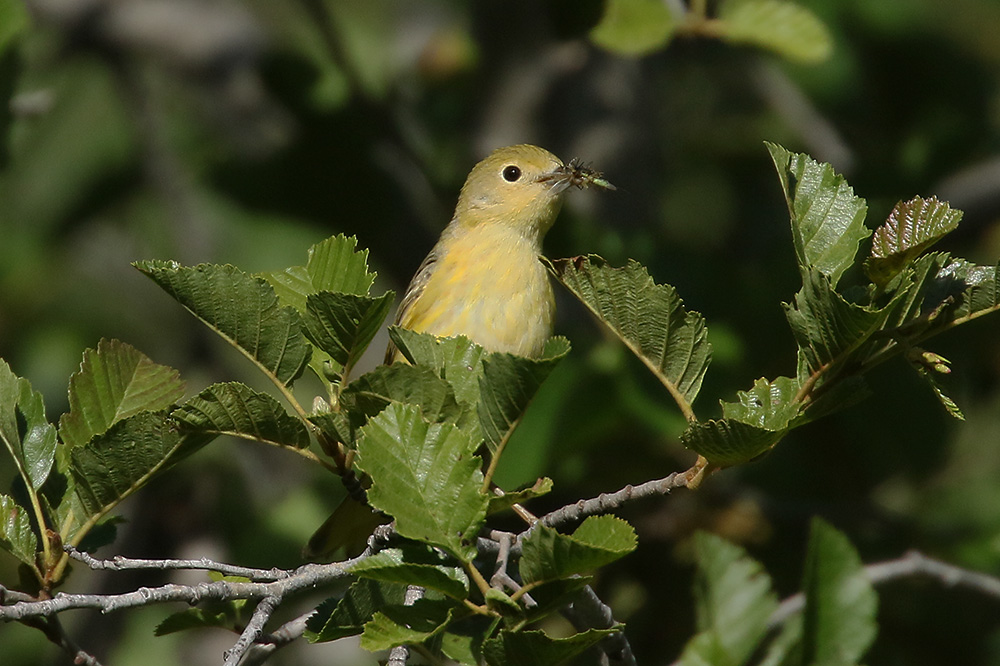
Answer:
[386, 144, 613, 363]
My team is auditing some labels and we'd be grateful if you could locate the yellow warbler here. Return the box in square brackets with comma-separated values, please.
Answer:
[387, 144, 612, 363]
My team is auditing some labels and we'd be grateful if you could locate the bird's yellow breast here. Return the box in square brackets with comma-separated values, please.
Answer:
[400, 223, 554, 357]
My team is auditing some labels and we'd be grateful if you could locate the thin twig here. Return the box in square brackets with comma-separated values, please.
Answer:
[65, 546, 291, 582]
[224, 595, 282, 666]
[768, 549, 1000, 629]
[387, 585, 425, 666]
[238, 609, 314, 666]
[563, 585, 636, 666]
[537, 471, 689, 529]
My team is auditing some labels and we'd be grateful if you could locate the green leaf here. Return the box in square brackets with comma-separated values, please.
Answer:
[340, 361, 465, 430]
[441, 619, 493, 665]
[359, 598, 457, 651]
[767, 143, 870, 288]
[758, 613, 803, 666]
[482, 627, 618, 666]
[59, 339, 185, 452]
[134, 261, 310, 386]
[802, 518, 878, 665]
[784, 268, 902, 378]
[0, 360, 57, 490]
[0, 494, 37, 566]
[478, 337, 570, 454]
[548, 256, 711, 410]
[520, 515, 637, 584]
[302, 291, 394, 374]
[488, 477, 553, 516]
[865, 196, 963, 288]
[261, 234, 378, 310]
[173, 382, 310, 448]
[306, 578, 408, 642]
[389, 328, 487, 408]
[356, 404, 487, 562]
[589, 0, 676, 56]
[718, 0, 833, 64]
[260, 234, 378, 384]
[680, 418, 785, 467]
[351, 547, 470, 600]
[679, 532, 777, 666]
[928, 259, 1000, 328]
[720, 376, 803, 430]
[70, 411, 210, 524]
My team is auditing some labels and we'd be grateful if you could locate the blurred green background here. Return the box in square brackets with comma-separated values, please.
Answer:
[2, 0, 1000, 663]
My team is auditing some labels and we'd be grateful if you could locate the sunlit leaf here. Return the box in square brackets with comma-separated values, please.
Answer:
[720, 376, 803, 430]
[355, 404, 487, 562]
[59, 339, 185, 452]
[134, 261, 310, 386]
[0, 360, 56, 490]
[520, 515, 637, 584]
[0, 494, 37, 566]
[351, 546, 469, 600]
[767, 143, 869, 287]
[866, 196, 962, 288]
[589, 0, 676, 56]
[173, 382, 310, 448]
[261, 234, 378, 383]
[719, 0, 833, 64]
[388, 328, 487, 408]
[802, 518, 878, 665]
[548, 256, 711, 409]
[261, 234, 377, 311]
[488, 477, 553, 516]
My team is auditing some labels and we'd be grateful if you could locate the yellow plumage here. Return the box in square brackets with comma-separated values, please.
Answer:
[387, 144, 611, 363]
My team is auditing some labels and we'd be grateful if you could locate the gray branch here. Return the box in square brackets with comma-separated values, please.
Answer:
[538, 471, 689, 529]
[0, 556, 363, 622]
[66, 546, 293, 582]
[768, 549, 1000, 629]
[238, 609, 314, 666]
[224, 595, 282, 666]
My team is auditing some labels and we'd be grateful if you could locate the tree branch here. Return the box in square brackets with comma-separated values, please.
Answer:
[65, 546, 293, 582]
[538, 471, 689, 529]
[238, 609, 314, 666]
[0, 556, 364, 622]
[225, 595, 282, 666]
[768, 549, 1000, 629]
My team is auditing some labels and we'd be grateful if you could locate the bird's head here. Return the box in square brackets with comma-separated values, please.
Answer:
[453, 144, 612, 242]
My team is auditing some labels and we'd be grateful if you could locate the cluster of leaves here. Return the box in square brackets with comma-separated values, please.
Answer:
[1, 144, 998, 664]
[589, 0, 833, 63]
[679, 518, 877, 666]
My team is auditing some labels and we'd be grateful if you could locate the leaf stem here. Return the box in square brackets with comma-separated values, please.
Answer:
[464, 561, 492, 599]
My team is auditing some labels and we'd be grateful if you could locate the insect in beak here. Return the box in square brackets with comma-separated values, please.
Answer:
[536, 159, 616, 193]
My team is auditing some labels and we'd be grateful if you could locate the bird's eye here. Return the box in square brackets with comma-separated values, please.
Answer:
[502, 165, 522, 182]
